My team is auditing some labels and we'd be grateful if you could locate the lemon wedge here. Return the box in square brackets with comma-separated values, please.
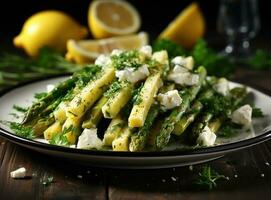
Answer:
[159, 2, 205, 48]
[66, 32, 148, 64]
[88, 0, 141, 39]
[14, 10, 88, 57]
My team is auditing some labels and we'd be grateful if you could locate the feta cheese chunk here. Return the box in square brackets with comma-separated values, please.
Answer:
[139, 45, 152, 59]
[10, 167, 26, 179]
[77, 128, 103, 150]
[172, 65, 189, 73]
[231, 104, 252, 126]
[171, 56, 194, 70]
[168, 72, 199, 86]
[196, 126, 217, 146]
[111, 49, 123, 56]
[152, 51, 169, 65]
[46, 84, 55, 92]
[213, 78, 229, 96]
[157, 90, 182, 110]
[115, 64, 150, 83]
[95, 54, 111, 67]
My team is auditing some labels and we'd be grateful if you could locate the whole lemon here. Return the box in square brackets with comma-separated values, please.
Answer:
[14, 10, 88, 57]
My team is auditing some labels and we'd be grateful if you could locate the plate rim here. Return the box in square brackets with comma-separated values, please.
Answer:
[0, 76, 271, 158]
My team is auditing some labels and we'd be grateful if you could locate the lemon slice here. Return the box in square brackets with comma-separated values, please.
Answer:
[88, 0, 141, 39]
[66, 32, 148, 64]
[159, 3, 205, 48]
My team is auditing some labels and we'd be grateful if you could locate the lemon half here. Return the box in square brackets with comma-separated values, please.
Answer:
[159, 3, 205, 48]
[88, 0, 141, 39]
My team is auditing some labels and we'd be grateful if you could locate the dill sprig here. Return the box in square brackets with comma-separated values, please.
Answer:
[0, 47, 82, 87]
[194, 165, 228, 190]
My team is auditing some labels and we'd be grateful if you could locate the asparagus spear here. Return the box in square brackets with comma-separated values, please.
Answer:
[173, 89, 214, 136]
[190, 87, 247, 142]
[155, 66, 207, 149]
[22, 77, 76, 124]
[22, 65, 101, 125]
[82, 96, 108, 129]
[129, 104, 159, 151]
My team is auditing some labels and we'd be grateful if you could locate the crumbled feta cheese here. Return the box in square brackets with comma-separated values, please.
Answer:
[10, 167, 26, 179]
[111, 49, 123, 56]
[152, 51, 168, 65]
[46, 84, 55, 92]
[115, 64, 150, 83]
[231, 104, 252, 126]
[171, 56, 194, 70]
[77, 128, 103, 149]
[172, 65, 189, 73]
[157, 90, 182, 110]
[213, 78, 229, 96]
[196, 126, 217, 146]
[168, 72, 199, 86]
[139, 45, 152, 59]
[95, 54, 111, 67]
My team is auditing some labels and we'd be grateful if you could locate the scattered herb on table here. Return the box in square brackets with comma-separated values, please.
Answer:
[41, 176, 54, 186]
[194, 165, 228, 190]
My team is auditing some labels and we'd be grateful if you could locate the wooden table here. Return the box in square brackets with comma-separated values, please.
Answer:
[1, 68, 271, 200]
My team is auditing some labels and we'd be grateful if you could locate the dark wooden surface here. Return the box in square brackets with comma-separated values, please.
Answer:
[0, 68, 271, 200]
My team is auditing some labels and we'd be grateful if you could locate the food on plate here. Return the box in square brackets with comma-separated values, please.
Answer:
[159, 2, 205, 48]
[14, 10, 88, 57]
[10, 46, 261, 152]
[88, 0, 141, 39]
[66, 32, 148, 63]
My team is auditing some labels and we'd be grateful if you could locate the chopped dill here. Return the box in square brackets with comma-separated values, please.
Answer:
[34, 92, 47, 100]
[12, 105, 28, 113]
[111, 50, 141, 70]
[104, 81, 122, 98]
[218, 122, 242, 138]
[9, 122, 35, 139]
[252, 106, 264, 118]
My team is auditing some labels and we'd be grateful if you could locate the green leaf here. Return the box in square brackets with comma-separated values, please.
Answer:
[252, 106, 264, 118]
[152, 39, 186, 58]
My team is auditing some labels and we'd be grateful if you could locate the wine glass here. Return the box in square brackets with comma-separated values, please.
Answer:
[217, 0, 261, 59]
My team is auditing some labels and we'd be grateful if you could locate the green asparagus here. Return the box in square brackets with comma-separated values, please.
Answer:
[155, 66, 207, 149]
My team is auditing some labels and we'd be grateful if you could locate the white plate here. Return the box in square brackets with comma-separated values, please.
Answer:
[0, 76, 271, 169]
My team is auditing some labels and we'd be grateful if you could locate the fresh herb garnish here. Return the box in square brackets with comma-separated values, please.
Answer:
[218, 121, 242, 137]
[252, 106, 264, 118]
[247, 49, 271, 70]
[195, 165, 227, 190]
[49, 133, 70, 146]
[104, 81, 122, 98]
[9, 122, 34, 139]
[34, 92, 47, 100]
[133, 84, 144, 105]
[74, 64, 102, 88]
[111, 50, 141, 70]
[152, 38, 186, 58]
[201, 94, 232, 117]
[191, 39, 235, 77]
[12, 105, 28, 113]
[0, 47, 82, 87]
